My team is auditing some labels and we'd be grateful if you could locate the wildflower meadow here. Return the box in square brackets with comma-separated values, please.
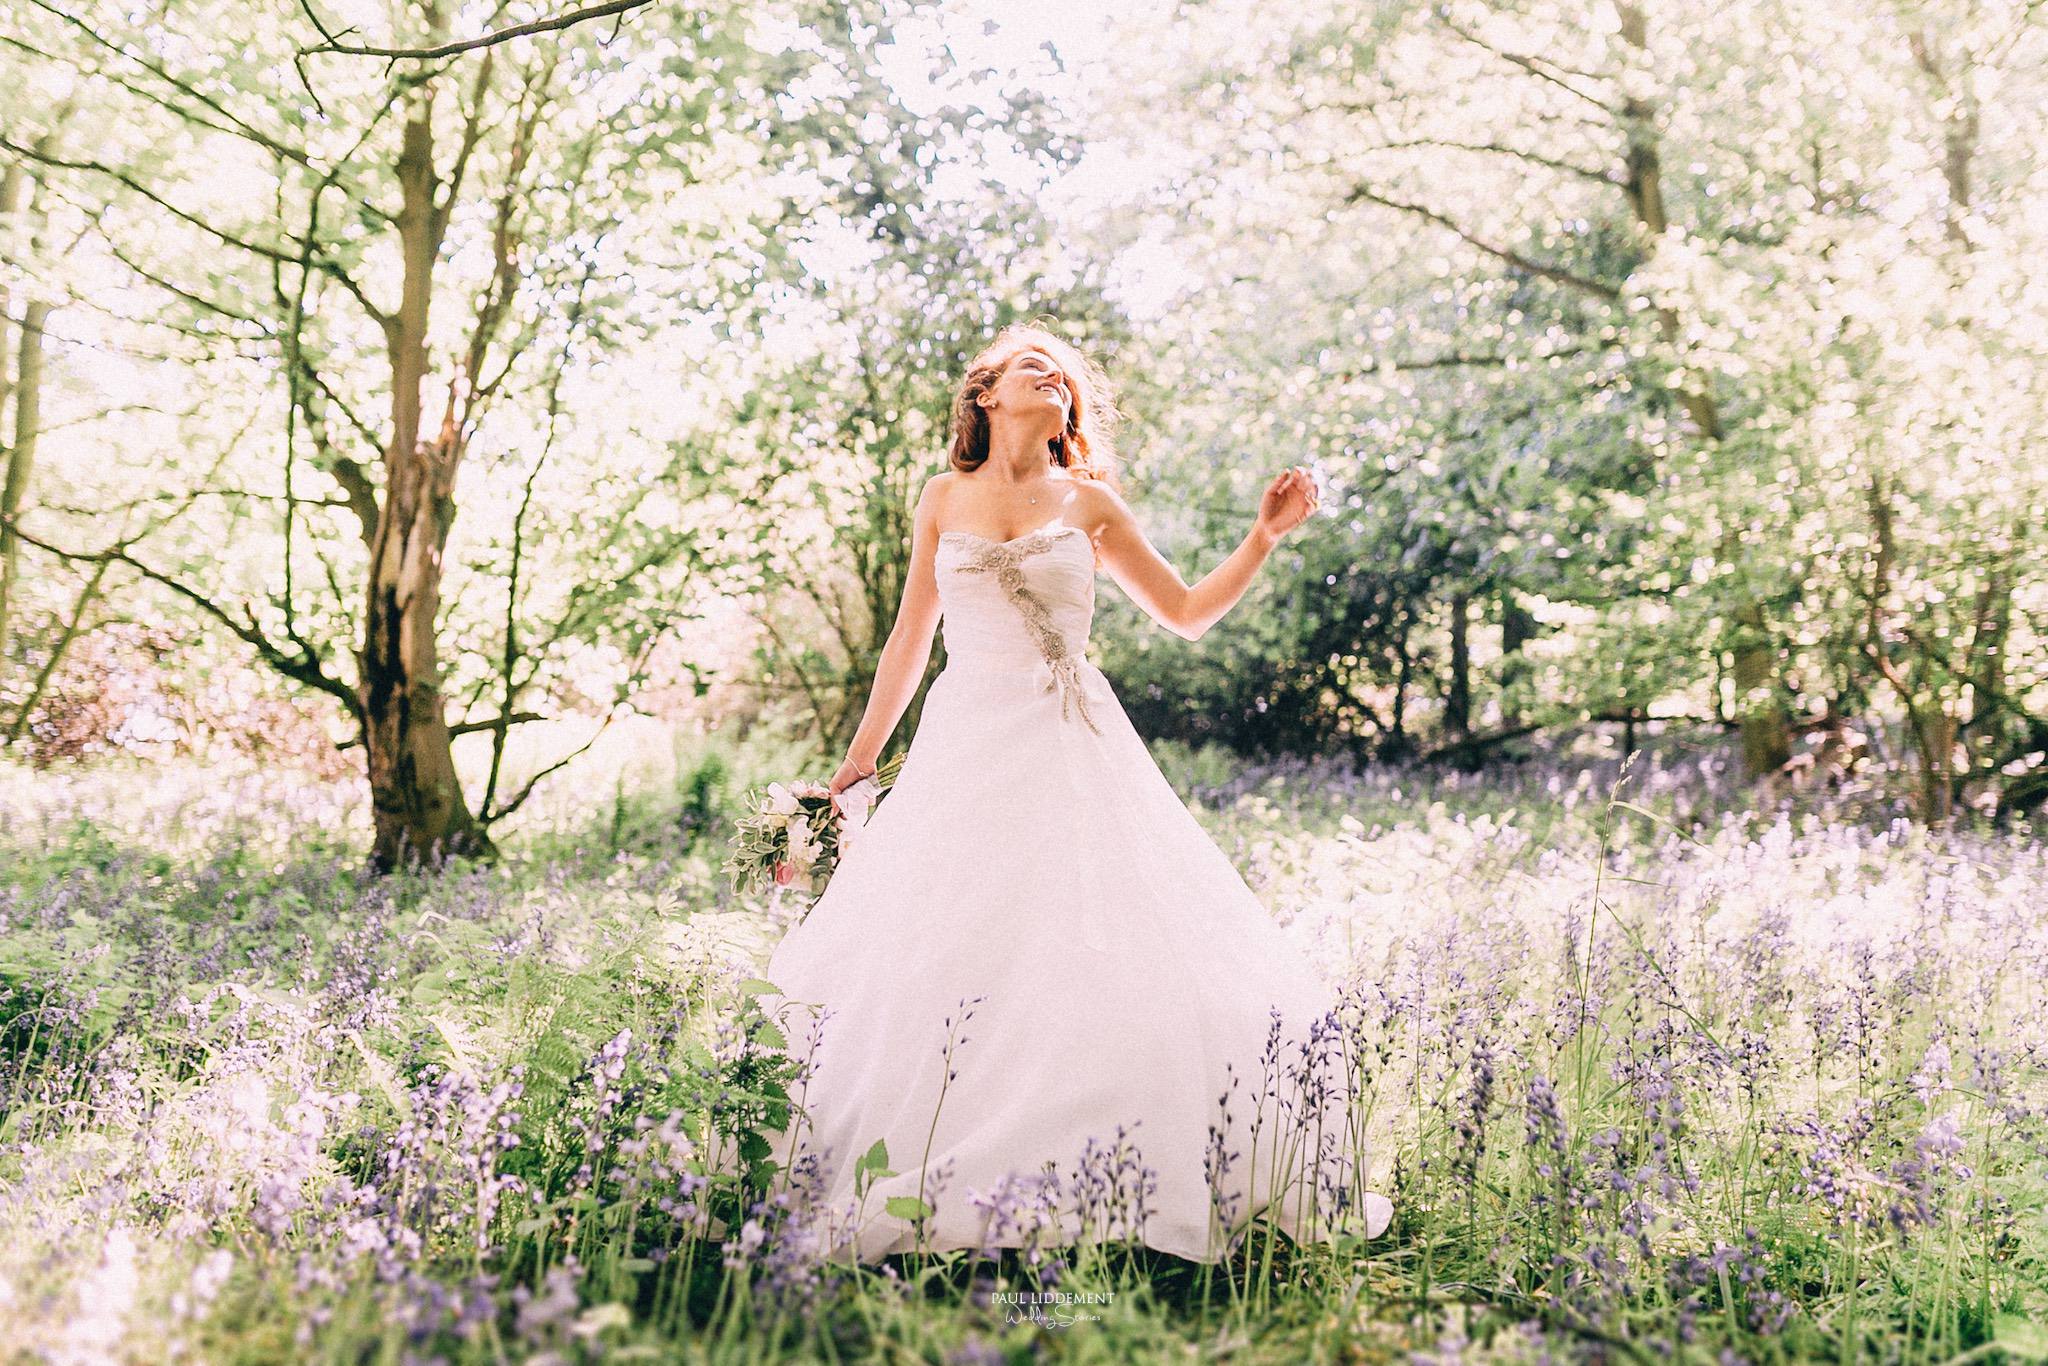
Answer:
[3, 733, 2043, 1363]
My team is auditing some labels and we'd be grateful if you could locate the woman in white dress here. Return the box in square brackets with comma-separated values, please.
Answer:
[755, 321, 1392, 1265]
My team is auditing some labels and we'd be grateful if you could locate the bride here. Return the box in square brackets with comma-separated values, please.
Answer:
[753, 320, 1391, 1265]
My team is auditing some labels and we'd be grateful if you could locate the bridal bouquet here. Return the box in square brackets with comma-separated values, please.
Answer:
[724, 753, 906, 902]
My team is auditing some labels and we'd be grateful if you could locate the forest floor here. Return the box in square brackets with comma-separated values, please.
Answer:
[2, 730, 2044, 1364]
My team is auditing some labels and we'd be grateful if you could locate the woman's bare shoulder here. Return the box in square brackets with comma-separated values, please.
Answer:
[918, 468, 961, 507]
[1071, 477, 1131, 524]
[1068, 479, 1134, 558]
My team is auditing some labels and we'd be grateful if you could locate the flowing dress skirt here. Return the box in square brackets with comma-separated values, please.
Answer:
[753, 655, 1386, 1263]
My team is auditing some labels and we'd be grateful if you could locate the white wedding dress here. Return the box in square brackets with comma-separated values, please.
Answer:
[754, 521, 1389, 1263]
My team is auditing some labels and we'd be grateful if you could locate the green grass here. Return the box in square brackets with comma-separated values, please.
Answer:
[1, 732, 2044, 1363]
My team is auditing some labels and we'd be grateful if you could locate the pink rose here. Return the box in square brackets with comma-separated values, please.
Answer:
[773, 861, 796, 886]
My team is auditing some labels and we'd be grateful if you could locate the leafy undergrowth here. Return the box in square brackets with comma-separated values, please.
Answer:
[1, 734, 2044, 1364]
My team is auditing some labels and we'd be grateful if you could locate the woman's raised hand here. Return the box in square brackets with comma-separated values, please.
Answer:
[1256, 465, 1322, 541]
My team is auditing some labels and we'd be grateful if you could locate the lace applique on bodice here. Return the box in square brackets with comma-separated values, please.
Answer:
[937, 524, 1103, 734]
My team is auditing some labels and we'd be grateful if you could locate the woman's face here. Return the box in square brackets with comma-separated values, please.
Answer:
[980, 347, 1071, 432]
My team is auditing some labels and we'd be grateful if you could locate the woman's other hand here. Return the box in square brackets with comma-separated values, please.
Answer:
[828, 755, 876, 799]
[1255, 465, 1322, 542]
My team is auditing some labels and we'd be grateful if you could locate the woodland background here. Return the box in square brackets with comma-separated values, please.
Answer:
[1, 0, 2044, 846]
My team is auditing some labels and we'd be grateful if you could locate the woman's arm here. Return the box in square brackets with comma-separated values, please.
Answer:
[1089, 466, 1320, 643]
[829, 475, 947, 792]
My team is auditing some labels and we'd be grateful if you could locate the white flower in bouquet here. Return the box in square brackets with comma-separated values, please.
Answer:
[765, 782, 801, 817]
[787, 814, 823, 870]
[833, 775, 883, 832]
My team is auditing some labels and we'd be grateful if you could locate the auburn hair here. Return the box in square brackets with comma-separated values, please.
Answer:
[947, 320, 1123, 490]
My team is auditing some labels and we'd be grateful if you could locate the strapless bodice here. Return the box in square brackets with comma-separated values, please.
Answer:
[935, 523, 1100, 731]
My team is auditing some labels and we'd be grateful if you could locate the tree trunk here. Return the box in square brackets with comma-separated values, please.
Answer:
[1963, 550, 2012, 763]
[1385, 608, 1413, 758]
[1616, 2, 1722, 444]
[0, 154, 36, 663]
[1617, 2, 1788, 778]
[0, 159, 19, 434]
[1732, 603, 1791, 776]
[1445, 590, 1471, 739]
[1909, 25, 1978, 250]
[1499, 589, 1535, 726]
[1918, 706, 1957, 826]
[1914, 24, 1993, 801]
[0, 295, 46, 661]
[359, 98, 492, 870]
[1864, 475, 1957, 823]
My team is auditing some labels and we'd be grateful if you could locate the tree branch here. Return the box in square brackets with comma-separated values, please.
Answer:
[291, 346, 390, 461]
[1435, 14, 1616, 116]
[480, 710, 615, 824]
[301, 0, 657, 61]
[338, 711, 544, 749]
[482, 252, 592, 819]
[5, 519, 365, 727]
[1, 135, 296, 261]
[455, 710, 545, 738]
[481, 638, 659, 826]
[94, 229, 269, 327]
[1346, 183, 1621, 304]
[0, 135, 392, 329]
[1363, 136, 1620, 187]
[1336, 342, 1602, 378]
[20, 2, 320, 168]
[3, 555, 112, 746]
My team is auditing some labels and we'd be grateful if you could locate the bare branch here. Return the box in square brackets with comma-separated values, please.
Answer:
[37, 486, 355, 516]
[339, 711, 544, 749]
[1, 135, 392, 329]
[2, 135, 296, 261]
[94, 229, 270, 327]
[1436, 13, 1616, 116]
[302, 0, 657, 61]
[1363, 136, 1620, 187]
[295, 0, 342, 46]
[34, 402, 169, 435]
[480, 637, 660, 826]
[478, 220, 602, 817]
[3, 554, 113, 745]
[20, 2, 320, 168]
[454, 711, 545, 738]
[480, 710, 616, 823]
[5, 520, 365, 727]
[297, 370, 386, 457]
[459, 61, 549, 422]
[1336, 342, 1603, 378]
[315, 452, 383, 542]
[437, 49, 501, 236]
[1346, 183, 1621, 304]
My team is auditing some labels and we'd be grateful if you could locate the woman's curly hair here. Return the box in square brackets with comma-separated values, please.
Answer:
[948, 319, 1123, 490]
